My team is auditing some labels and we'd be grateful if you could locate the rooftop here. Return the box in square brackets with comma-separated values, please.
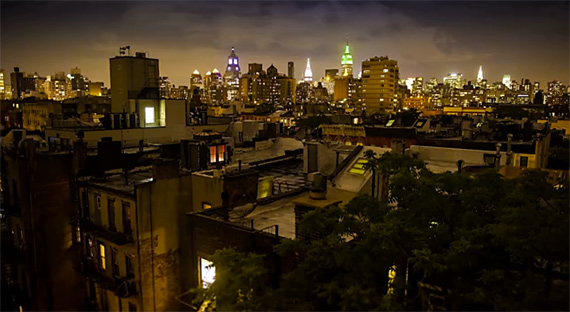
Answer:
[78, 167, 155, 195]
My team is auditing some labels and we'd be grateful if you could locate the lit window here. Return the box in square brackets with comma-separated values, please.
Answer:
[218, 145, 225, 162]
[145, 107, 155, 124]
[200, 258, 216, 288]
[99, 242, 106, 270]
[202, 202, 212, 210]
[209, 146, 217, 163]
[383, 69, 389, 73]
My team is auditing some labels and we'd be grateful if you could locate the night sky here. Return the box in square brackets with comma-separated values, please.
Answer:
[2, 1, 569, 87]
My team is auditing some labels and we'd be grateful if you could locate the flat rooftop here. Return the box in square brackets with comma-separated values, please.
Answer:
[78, 167, 155, 195]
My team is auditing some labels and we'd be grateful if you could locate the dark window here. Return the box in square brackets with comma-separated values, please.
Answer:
[82, 190, 90, 219]
[128, 302, 137, 312]
[111, 248, 120, 277]
[108, 199, 116, 231]
[126, 254, 135, 279]
[122, 202, 132, 237]
[520, 156, 529, 168]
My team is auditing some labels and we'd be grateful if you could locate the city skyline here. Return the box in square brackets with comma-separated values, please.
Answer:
[2, 1, 569, 87]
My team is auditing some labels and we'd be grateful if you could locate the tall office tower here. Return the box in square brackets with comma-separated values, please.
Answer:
[325, 69, 339, 80]
[425, 77, 438, 93]
[69, 67, 88, 98]
[0, 69, 5, 100]
[304, 58, 313, 82]
[443, 73, 465, 89]
[190, 70, 203, 93]
[223, 47, 241, 101]
[322, 69, 338, 95]
[288, 61, 295, 79]
[477, 65, 484, 83]
[341, 42, 354, 77]
[110, 50, 159, 113]
[411, 77, 423, 95]
[159, 76, 172, 98]
[11, 67, 24, 99]
[502, 75, 512, 89]
[360, 56, 400, 112]
[205, 68, 225, 105]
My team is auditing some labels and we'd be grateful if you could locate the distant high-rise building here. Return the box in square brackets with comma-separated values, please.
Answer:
[443, 73, 465, 89]
[88, 82, 104, 96]
[69, 67, 88, 98]
[325, 69, 339, 80]
[341, 42, 353, 77]
[360, 56, 400, 112]
[477, 65, 484, 82]
[159, 76, 172, 98]
[110, 51, 159, 113]
[502, 75, 512, 89]
[304, 58, 313, 82]
[205, 68, 225, 105]
[11, 67, 24, 99]
[288, 61, 295, 79]
[0, 69, 5, 100]
[190, 70, 203, 94]
[224, 47, 241, 101]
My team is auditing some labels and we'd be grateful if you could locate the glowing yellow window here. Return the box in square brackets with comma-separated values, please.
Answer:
[99, 242, 106, 270]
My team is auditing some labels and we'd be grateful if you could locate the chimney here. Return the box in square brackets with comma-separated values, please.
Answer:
[494, 143, 502, 167]
[152, 159, 180, 180]
[309, 173, 327, 200]
[506, 134, 513, 165]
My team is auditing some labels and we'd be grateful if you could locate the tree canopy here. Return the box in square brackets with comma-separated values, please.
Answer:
[192, 152, 569, 311]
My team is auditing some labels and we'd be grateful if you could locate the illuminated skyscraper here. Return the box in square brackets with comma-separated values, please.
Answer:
[304, 58, 313, 82]
[360, 56, 400, 112]
[443, 73, 465, 89]
[341, 42, 353, 77]
[224, 47, 241, 101]
[477, 65, 484, 82]
[502, 74, 512, 89]
[0, 69, 5, 100]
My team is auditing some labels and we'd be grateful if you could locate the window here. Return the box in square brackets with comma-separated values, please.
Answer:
[108, 198, 116, 230]
[76, 224, 81, 243]
[86, 236, 94, 257]
[128, 303, 137, 312]
[126, 254, 135, 279]
[98, 242, 106, 270]
[145, 106, 155, 124]
[111, 248, 120, 277]
[209, 146, 217, 163]
[520, 156, 529, 168]
[82, 191, 90, 219]
[200, 258, 216, 288]
[218, 145, 225, 162]
[96, 195, 102, 210]
[349, 158, 369, 175]
[202, 202, 212, 210]
[122, 202, 132, 237]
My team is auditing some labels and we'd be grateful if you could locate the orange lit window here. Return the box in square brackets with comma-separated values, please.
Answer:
[209, 146, 217, 163]
[218, 145, 225, 162]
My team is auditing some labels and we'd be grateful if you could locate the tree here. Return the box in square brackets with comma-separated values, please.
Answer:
[191, 248, 276, 311]
[192, 153, 569, 311]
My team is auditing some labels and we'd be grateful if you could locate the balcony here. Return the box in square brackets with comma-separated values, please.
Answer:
[80, 219, 134, 245]
[80, 258, 138, 298]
